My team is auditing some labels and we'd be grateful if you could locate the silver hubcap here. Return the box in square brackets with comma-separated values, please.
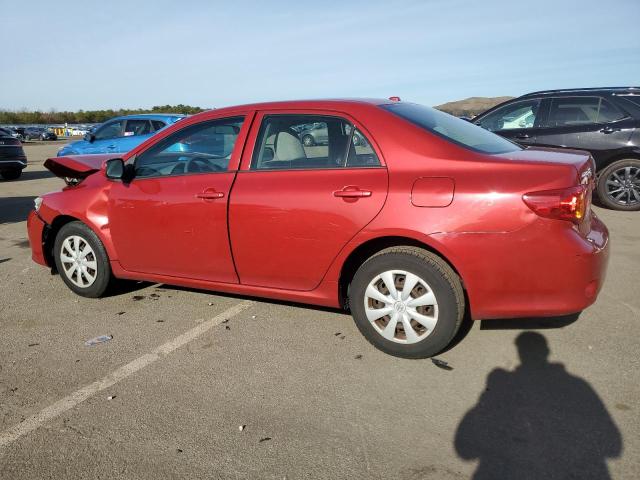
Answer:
[364, 270, 439, 344]
[60, 235, 98, 288]
[606, 166, 640, 206]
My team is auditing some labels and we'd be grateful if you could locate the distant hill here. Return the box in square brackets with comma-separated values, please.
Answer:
[435, 96, 515, 118]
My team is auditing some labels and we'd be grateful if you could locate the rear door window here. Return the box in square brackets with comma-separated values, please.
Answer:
[124, 120, 152, 137]
[151, 120, 166, 131]
[251, 115, 380, 170]
[547, 97, 626, 127]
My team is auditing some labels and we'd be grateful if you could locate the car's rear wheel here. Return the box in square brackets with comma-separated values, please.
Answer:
[349, 246, 464, 359]
[597, 159, 640, 211]
[1, 169, 22, 180]
[54, 221, 113, 297]
[302, 134, 315, 147]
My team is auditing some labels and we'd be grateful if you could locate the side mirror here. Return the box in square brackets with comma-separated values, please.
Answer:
[84, 133, 96, 143]
[105, 158, 125, 180]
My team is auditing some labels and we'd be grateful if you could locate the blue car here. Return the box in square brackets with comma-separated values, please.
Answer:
[57, 114, 185, 156]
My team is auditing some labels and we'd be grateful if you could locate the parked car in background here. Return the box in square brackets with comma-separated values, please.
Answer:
[57, 114, 185, 156]
[41, 130, 58, 141]
[0, 128, 27, 180]
[24, 127, 46, 141]
[299, 122, 367, 147]
[473, 87, 640, 210]
[1, 126, 24, 141]
[29, 99, 608, 358]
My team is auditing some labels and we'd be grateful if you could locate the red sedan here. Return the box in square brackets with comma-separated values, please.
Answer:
[27, 99, 609, 358]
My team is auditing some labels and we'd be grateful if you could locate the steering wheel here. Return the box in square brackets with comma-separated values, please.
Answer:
[185, 155, 225, 173]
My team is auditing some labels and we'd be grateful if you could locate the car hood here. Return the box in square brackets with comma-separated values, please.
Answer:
[44, 154, 118, 179]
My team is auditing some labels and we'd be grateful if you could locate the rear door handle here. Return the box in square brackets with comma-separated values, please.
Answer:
[600, 126, 620, 134]
[515, 133, 531, 139]
[196, 189, 225, 200]
[333, 187, 372, 198]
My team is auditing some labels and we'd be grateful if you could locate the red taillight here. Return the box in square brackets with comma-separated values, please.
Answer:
[523, 185, 588, 224]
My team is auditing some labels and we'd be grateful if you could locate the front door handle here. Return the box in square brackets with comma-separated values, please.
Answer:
[196, 189, 225, 200]
[333, 186, 372, 198]
[600, 126, 621, 134]
[515, 133, 531, 139]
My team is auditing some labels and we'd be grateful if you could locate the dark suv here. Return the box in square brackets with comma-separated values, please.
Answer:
[473, 87, 640, 210]
[0, 127, 27, 180]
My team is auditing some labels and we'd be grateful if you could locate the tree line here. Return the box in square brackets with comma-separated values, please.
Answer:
[0, 105, 207, 125]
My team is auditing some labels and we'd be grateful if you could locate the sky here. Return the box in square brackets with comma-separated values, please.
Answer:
[1, 0, 639, 111]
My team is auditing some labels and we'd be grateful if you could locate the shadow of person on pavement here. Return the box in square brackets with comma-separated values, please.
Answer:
[454, 332, 622, 480]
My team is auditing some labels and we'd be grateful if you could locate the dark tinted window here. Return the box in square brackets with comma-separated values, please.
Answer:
[383, 103, 521, 154]
[547, 97, 625, 127]
[0, 128, 11, 136]
[151, 120, 166, 131]
[124, 120, 151, 136]
[475, 99, 540, 132]
[251, 115, 380, 170]
[134, 117, 244, 178]
[620, 95, 640, 108]
[94, 120, 124, 140]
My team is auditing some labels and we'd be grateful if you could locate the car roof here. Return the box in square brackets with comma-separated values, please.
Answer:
[520, 87, 640, 98]
[108, 113, 187, 121]
[183, 99, 394, 121]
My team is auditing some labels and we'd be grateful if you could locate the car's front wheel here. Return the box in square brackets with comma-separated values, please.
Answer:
[1, 169, 22, 180]
[54, 221, 113, 297]
[597, 159, 640, 211]
[302, 134, 315, 147]
[349, 246, 465, 359]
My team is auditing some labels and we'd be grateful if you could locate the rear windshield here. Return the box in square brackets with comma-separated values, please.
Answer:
[381, 103, 521, 154]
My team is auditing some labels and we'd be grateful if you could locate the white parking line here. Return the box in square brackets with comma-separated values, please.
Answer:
[0, 300, 253, 449]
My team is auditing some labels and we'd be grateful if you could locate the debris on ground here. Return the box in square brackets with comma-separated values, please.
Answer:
[334, 332, 341, 336]
[176, 448, 183, 453]
[354, 354, 363, 360]
[208, 302, 214, 306]
[28, 343, 39, 347]
[431, 358, 453, 371]
[116, 311, 126, 316]
[239, 425, 246, 432]
[339, 335, 345, 340]
[222, 319, 229, 324]
[259, 437, 272, 443]
[150, 293, 160, 299]
[132, 295, 145, 301]
[225, 325, 230, 330]
[251, 315, 257, 319]
[107, 395, 116, 400]
[84, 335, 113, 346]
[156, 319, 164, 323]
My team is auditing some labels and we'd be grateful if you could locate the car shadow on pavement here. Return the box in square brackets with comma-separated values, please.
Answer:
[479, 312, 581, 330]
[0, 196, 36, 224]
[17, 170, 55, 181]
[454, 331, 622, 480]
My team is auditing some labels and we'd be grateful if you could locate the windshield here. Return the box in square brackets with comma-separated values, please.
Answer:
[381, 103, 522, 154]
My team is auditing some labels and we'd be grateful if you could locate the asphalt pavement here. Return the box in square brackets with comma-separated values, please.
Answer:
[0, 142, 638, 479]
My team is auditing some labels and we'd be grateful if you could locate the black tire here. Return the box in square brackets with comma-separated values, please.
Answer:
[1, 169, 22, 180]
[596, 159, 640, 211]
[53, 221, 113, 298]
[302, 134, 315, 147]
[349, 246, 465, 359]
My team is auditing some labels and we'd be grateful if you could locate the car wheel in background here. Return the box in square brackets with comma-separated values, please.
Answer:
[596, 159, 640, 211]
[302, 134, 315, 147]
[53, 221, 113, 297]
[0, 170, 22, 180]
[349, 246, 465, 359]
